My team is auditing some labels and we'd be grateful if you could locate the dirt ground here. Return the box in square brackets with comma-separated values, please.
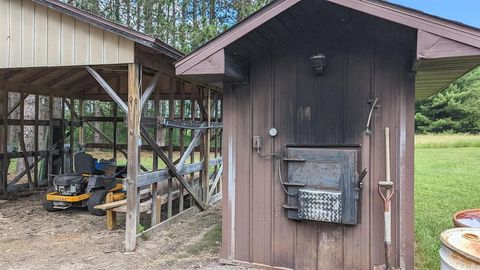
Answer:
[0, 191, 248, 270]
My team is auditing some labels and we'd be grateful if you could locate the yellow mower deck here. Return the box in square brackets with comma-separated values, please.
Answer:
[46, 183, 125, 203]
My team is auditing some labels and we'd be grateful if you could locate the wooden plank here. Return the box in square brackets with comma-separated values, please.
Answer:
[104, 31, 119, 64]
[21, 0, 35, 67]
[202, 89, 211, 204]
[8, 0, 22, 68]
[34, 95, 39, 186]
[47, 95, 53, 186]
[74, 20, 90, 65]
[34, 4, 48, 66]
[85, 66, 128, 113]
[124, 63, 141, 252]
[89, 25, 104, 65]
[139, 125, 206, 210]
[69, 99, 74, 173]
[18, 98, 33, 190]
[118, 37, 134, 63]
[151, 92, 161, 226]
[0, 0, 10, 68]
[167, 79, 174, 219]
[179, 83, 186, 212]
[60, 98, 65, 173]
[0, 87, 7, 193]
[208, 164, 223, 199]
[61, 14, 75, 65]
[47, 9, 61, 66]
[137, 158, 222, 187]
[106, 192, 117, 231]
[138, 206, 200, 237]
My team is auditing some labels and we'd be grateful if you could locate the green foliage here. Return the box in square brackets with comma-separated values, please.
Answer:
[416, 67, 480, 133]
[62, 0, 272, 53]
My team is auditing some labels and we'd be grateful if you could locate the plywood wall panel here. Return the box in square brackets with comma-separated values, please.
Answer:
[89, 25, 104, 64]
[34, 4, 48, 66]
[104, 31, 119, 63]
[74, 20, 89, 65]
[47, 9, 61, 66]
[0, 0, 10, 67]
[61, 15, 75, 65]
[9, 0, 22, 67]
[0, 0, 134, 68]
[21, 0, 35, 67]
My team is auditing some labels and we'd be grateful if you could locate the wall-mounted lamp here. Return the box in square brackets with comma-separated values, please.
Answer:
[310, 53, 327, 75]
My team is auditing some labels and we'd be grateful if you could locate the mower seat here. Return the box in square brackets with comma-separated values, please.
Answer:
[74, 153, 104, 175]
[54, 174, 83, 186]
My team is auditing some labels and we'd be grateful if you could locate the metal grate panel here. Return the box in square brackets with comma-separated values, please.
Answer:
[298, 188, 343, 223]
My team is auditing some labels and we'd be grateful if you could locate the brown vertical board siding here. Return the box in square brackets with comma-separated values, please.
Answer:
[221, 83, 234, 260]
[220, 6, 416, 269]
[233, 82, 252, 262]
[271, 47, 297, 269]
[250, 55, 273, 265]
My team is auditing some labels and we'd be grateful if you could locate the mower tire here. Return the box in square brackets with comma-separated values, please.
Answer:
[42, 188, 60, 212]
[87, 190, 108, 216]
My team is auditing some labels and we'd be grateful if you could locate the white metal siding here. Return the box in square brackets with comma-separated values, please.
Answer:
[0, 0, 134, 68]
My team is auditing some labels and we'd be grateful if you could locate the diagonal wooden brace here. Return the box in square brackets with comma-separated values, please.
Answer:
[140, 125, 206, 210]
[85, 66, 128, 113]
[140, 72, 162, 109]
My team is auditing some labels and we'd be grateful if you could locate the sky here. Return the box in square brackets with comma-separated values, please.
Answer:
[389, 0, 480, 28]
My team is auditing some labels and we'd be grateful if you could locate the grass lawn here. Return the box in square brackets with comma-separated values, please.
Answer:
[415, 135, 480, 269]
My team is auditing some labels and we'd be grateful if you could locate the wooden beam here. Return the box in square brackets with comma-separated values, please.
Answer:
[139, 125, 206, 211]
[7, 93, 28, 116]
[140, 71, 162, 109]
[125, 63, 141, 253]
[34, 95, 39, 187]
[208, 164, 223, 199]
[85, 66, 128, 113]
[0, 87, 7, 193]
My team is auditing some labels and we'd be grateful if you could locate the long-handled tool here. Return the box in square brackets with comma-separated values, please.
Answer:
[378, 127, 395, 270]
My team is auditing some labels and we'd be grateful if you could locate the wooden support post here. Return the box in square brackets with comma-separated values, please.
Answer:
[151, 92, 161, 226]
[125, 63, 141, 253]
[19, 95, 33, 190]
[189, 95, 195, 206]
[179, 83, 185, 212]
[69, 99, 74, 173]
[48, 94, 53, 186]
[167, 79, 174, 219]
[79, 100, 84, 146]
[0, 88, 7, 193]
[34, 94, 39, 187]
[113, 102, 118, 162]
[60, 98, 65, 174]
[106, 192, 117, 231]
[202, 89, 211, 205]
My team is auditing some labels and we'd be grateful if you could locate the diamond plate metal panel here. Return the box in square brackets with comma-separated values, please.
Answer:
[298, 188, 343, 223]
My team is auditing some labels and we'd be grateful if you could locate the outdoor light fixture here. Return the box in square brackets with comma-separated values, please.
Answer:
[310, 53, 327, 75]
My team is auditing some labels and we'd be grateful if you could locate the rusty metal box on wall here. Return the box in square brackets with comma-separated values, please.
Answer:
[283, 145, 361, 225]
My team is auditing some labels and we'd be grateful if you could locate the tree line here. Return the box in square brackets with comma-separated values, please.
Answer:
[63, 0, 271, 53]
[416, 67, 480, 134]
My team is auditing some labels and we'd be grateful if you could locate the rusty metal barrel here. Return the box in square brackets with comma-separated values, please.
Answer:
[440, 228, 480, 269]
[453, 209, 480, 228]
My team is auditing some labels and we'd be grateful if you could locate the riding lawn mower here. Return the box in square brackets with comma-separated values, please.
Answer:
[42, 153, 126, 216]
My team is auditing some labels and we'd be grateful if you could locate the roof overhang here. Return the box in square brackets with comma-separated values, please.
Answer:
[175, 0, 480, 99]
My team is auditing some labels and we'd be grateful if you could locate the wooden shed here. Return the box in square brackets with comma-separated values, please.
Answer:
[176, 0, 480, 269]
[0, 0, 223, 253]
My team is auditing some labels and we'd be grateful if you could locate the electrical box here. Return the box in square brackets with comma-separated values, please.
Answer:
[283, 145, 361, 225]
